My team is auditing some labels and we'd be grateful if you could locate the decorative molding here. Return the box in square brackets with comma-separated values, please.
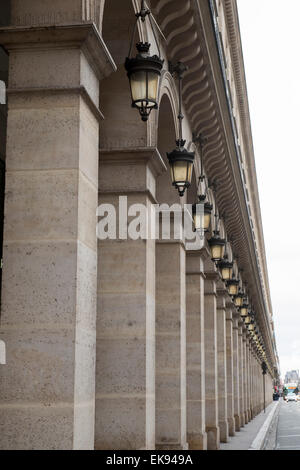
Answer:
[0, 23, 117, 81]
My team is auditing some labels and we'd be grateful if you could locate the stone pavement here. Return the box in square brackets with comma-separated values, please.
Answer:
[220, 401, 279, 450]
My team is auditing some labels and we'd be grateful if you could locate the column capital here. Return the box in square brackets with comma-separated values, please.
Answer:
[99, 147, 167, 201]
[100, 147, 167, 178]
[216, 292, 226, 310]
[186, 246, 208, 276]
[0, 23, 117, 81]
[226, 309, 233, 322]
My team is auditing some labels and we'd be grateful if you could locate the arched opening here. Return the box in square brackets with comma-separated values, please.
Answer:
[156, 93, 181, 205]
[100, 0, 149, 149]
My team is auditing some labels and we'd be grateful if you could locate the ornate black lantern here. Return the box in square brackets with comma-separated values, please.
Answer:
[208, 231, 226, 261]
[125, 1, 164, 121]
[192, 134, 213, 231]
[240, 302, 249, 317]
[234, 290, 243, 307]
[168, 141, 195, 196]
[192, 195, 213, 232]
[227, 277, 239, 296]
[167, 62, 194, 197]
[218, 259, 233, 281]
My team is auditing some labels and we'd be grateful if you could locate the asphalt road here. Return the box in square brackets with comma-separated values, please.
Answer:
[276, 400, 300, 450]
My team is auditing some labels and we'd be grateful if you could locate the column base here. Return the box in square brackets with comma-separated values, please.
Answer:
[227, 417, 236, 437]
[156, 442, 189, 450]
[219, 420, 229, 443]
[234, 414, 241, 432]
[206, 426, 220, 450]
[187, 432, 207, 450]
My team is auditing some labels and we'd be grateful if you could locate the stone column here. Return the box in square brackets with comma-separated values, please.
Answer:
[156, 213, 187, 450]
[249, 342, 254, 420]
[204, 270, 220, 450]
[95, 148, 166, 450]
[232, 315, 241, 431]
[246, 336, 251, 421]
[0, 22, 115, 449]
[242, 328, 249, 424]
[225, 307, 235, 437]
[238, 322, 245, 427]
[186, 249, 207, 450]
[216, 287, 228, 443]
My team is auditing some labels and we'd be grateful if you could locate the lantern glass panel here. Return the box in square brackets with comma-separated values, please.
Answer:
[221, 266, 233, 281]
[130, 71, 147, 106]
[211, 244, 224, 260]
[204, 213, 211, 231]
[240, 307, 248, 316]
[171, 161, 193, 187]
[148, 72, 159, 102]
[130, 71, 159, 109]
[228, 284, 238, 296]
[234, 296, 243, 307]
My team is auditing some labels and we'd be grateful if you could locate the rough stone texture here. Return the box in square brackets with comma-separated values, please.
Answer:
[225, 308, 235, 437]
[0, 23, 103, 450]
[204, 272, 220, 450]
[186, 251, 207, 450]
[156, 239, 187, 450]
[217, 291, 228, 443]
[95, 149, 165, 450]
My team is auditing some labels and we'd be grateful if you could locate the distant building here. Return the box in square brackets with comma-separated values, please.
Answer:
[284, 370, 299, 384]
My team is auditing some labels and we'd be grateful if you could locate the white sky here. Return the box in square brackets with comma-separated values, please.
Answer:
[236, 0, 300, 381]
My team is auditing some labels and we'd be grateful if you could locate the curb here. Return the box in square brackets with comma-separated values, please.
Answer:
[248, 401, 280, 450]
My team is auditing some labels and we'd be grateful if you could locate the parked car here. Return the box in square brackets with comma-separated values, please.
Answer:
[286, 393, 297, 402]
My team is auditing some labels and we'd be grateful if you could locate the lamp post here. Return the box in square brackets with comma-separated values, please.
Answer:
[234, 290, 243, 307]
[227, 276, 239, 296]
[192, 133, 213, 233]
[218, 258, 233, 281]
[167, 62, 195, 197]
[125, 0, 164, 121]
[262, 361, 267, 413]
[208, 190, 226, 261]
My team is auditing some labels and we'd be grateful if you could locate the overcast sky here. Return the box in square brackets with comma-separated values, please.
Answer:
[236, 0, 300, 381]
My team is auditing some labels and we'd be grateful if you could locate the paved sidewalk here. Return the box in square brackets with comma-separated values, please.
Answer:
[220, 401, 279, 450]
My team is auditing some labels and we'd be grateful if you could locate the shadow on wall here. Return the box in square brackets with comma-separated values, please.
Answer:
[0, 0, 10, 26]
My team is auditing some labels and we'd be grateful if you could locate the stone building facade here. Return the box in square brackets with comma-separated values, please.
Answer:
[0, 0, 279, 450]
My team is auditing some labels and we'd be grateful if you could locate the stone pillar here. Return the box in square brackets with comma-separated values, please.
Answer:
[156, 214, 187, 450]
[225, 307, 235, 437]
[238, 322, 245, 427]
[95, 148, 166, 450]
[0, 22, 115, 449]
[242, 328, 249, 424]
[186, 249, 207, 450]
[216, 288, 228, 443]
[246, 336, 251, 421]
[204, 271, 220, 450]
[232, 315, 241, 431]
